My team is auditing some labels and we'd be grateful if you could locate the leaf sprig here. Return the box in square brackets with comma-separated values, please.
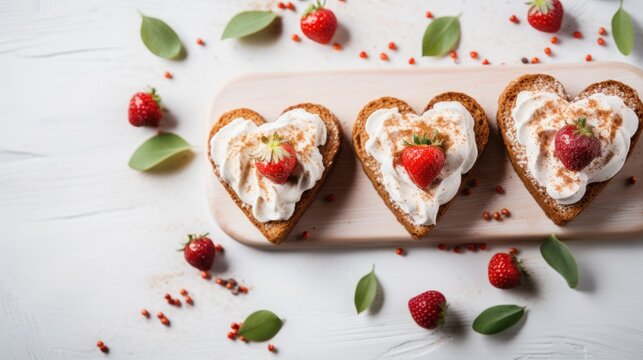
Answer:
[222, 11, 279, 40]
[540, 234, 579, 288]
[129, 133, 191, 172]
[354, 266, 378, 314]
[237, 310, 284, 342]
[612, 0, 634, 56]
[422, 15, 461, 57]
[140, 14, 184, 59]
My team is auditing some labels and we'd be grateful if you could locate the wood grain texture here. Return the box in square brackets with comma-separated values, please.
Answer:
[207, 63, 643, 247]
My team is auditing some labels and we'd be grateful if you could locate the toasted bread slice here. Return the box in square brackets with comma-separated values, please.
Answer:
[208, 103, 341, 245]
[353, 93, 489, 239]
[497, 74, 643, 225]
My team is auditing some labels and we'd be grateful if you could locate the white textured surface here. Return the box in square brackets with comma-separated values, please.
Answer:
[1, 0, 643, 359]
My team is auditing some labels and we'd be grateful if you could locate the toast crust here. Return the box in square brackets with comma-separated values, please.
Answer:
[497, 74, 643, 225]
[208, 104, 341, 245]
[352, 94, 490, 239]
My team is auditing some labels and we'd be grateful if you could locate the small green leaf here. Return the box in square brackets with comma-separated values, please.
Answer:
[221, 11, 278, 40]
[473, 305, 526, 335]
[354, 265, 378, 314]
[612, 4, 634, 56]
[422, 16, 461, 57]
[128, 133, 191, 171]
[140, 14, 183, 59]
[237, 310, 283, 342]
[540, 234, 579, 288]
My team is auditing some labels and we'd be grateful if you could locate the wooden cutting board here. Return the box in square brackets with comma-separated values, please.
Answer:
[206, 62, 643, 248]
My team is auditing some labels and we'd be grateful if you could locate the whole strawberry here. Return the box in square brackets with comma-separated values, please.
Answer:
[181, 233, 215, 271]
[554, 117, 601, 171]
[401, 132, 445, 189]
[408, 290, 447, 329]
[527, 0, 564, 33]
[488, 253, 525, 289]
[300, 1, 337, 44]
[253, 133, 297, 184]
[128, 88, 163, 127]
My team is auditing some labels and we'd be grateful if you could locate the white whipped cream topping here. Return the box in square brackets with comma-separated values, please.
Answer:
[210, 109, 327, 222]
[364, 102, 478, 226]
[512, 91, 638, 204]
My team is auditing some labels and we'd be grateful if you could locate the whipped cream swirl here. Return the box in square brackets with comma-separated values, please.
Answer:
[210, 109, 327, 222]
[512, 91, 638, 204]
[364, 102, 478, 226]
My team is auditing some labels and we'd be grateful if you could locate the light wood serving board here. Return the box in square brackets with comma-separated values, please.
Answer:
[206, 62, 643, 248]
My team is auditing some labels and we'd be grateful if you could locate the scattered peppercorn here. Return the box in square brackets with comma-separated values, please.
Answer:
[239, 285, 249, 294]
[544, 47, 552, 56]
[599, 27, 607, 36]
[408, 57, 416, 65]
[550, 36, 559, 44]
[501, 208, 511, 217]
[160, 317, 170, 326]
[479, 243, 488, 250]
[231, 322, 240, 330]
[286, 2, 295, 10]
[482, 211, 491, 221]
[215, 277, 226, 285]
[493, 212, 501, 220]
[466, 243, 475, 251]
[196, 38, 205, 46]
[173, 298, 181, 307]
[156, 312, 165, 319]
[453, 246, 461, 254]
[395, 247, 405, 256]
[226, 282, 234, 290]
[425, 11, 433, 19]
[438, 243, 447, 251]
[450, 50, 457, 59]
[573, 31, 583, 39]
[509, 247, 518, 255]
[141, 309, 150, 318]
[585, 54, 592, 62]
[215, 244, 224, 253]
[268, 344, 277, 353]
[388, 42, 397, 50]
[185, 296, 193, 305]
[470, 51, 478, 59]
[627, 176, 637, 185]
[482, 59, 490, 65]
[164, 293, 172, 301]
[239, 336, 249, 342]
[277, 2, 286, 9]
[380, 52, 389, 61]
[291, 34, 300, 42]
[96, 341, 109, 353]
[509, 14, 519, 23]
[531, 57, 540, 64]
[521, 57, 529, 64]
[201, 271, 211, 280]
[228, 331, 237, 340]
[597, 38, 605, 46]
[180, 289, 188, 296]
[333, 43, 342, 51]
[302, 231, 310, 240]
[359, 51, 368, 59]
[164, 71, 172, 79]
[496, 185, 505, 194]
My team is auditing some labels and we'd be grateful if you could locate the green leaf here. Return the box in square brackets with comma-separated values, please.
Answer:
[612, 4, 634, 56]
[422, 16, 461, 57]
[140, 14, 183, 59]
[540, 234, 579, 288]
[128, 133, 191, 171]
[354, 265, 378, 314]
[473, 305, 526, 335]
[221, 11, 278, 40]
[237, 310, 283, 342]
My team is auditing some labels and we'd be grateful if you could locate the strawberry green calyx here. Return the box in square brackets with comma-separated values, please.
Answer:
[528, 0, 555, 15]
[178, 232, 209, 251]
[147, 87, 162, 106]
[573, 117, 596, 137]
[303, 0, 326, 18]
[253, 133, 293, 163]
[403, 130, 444, 148]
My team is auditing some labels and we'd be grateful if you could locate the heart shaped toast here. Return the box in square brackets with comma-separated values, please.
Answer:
[353, 93, 489, 239]
[497, 74, 643, 225]
[208, 103, 341, 244]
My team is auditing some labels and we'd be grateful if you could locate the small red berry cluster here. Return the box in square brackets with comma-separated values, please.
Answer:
[438, 242, 489, 253]
[137, 288, 195, 332]
[277, 1, 295, 11]
[215, 276, 249, 296]
[483, 208, 511, 221]
[96, 340, 109, 354]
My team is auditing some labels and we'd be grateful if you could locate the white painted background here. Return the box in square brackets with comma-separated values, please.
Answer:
[1, 0, 643, 359]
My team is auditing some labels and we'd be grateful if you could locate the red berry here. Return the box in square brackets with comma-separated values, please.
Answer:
[597, 38, 605, 46]
[196, 38, 205, 46]
[141, 309, 150, 318]
[277, 2, 286, 9]
[359, 51, 368, 59]
[449, 50, 457, 59]
[493, 212, 501, 220]
[160, 317, 170, 326]
[395, 247, 405, 256]
[227, 331, 237, 340]
[550, 36, 559, 44]
[408, 57, 416, 65]
[182, 233, 216, 271]
[554, 117, 600, 171]
[509, 247, 519, 255]
[380, 52, 389, 61]
[527, 0, 564, 33]
[300, 2, 337, 44]
[573, 31, 583, 38]
[268, 344, 276, 352]
[215, 244, 224, 253]
[531, 57, 540, 64]
[437, 243, 446, 251]
[599, 27, 607, 36]
[128, 89, 163, 127]
[627, 176, 637, 185]
[482, 211, 491, 220]
[482, 59, 490, 65]
[185, 296, 193, 305]
[501, 208, 511, 216]
[496, 185, 505, 194]
[509, 14, 519, 23]
[254, 133, 297, 184]
[201, 271, 211, 279]
[466, 243, 475, 251]
[488, 253, 523, 289]
[332, 42, 342, 51]
[401, 133, 445, 189]
[164, 71, 172, 79]
[479, 243, 488, 250]
[231, 322, 240, 330]
[324, 193, 336, 202]
[291, 34, 301, 42]
[301, 230, 310, 239]
[470, 51, 478, 59]
[425, 11, 433, 19]
[286, 2, 295, 11]
[453, 246, 461, 253]
[156, 312, 165, 319]
[408, 290, 447, 329]
[585, 54, 592, 62]
[544, 47, 552, 56]
[388, 42, 397, 50]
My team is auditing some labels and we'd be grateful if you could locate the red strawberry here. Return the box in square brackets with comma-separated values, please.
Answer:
[408, 290, 447, 329]
[128, 88, 163, 127]
[181, 233, 215, 271]
[300, 1, 337, 44]
[254, 133, 297, 184]
[488, 253, 525, 289]
[401, 132, 445, 189]
[527, 0, 564, 33]
[554, 116, 601, 171]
